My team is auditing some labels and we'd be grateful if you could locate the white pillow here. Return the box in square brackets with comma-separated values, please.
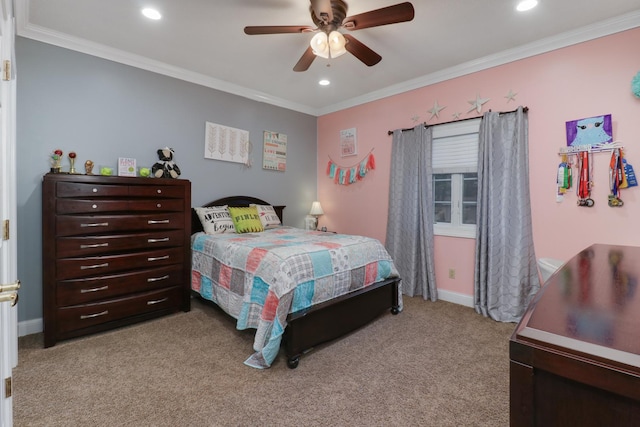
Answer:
[250, 204, 281, 229]
[194, 206, 235, 234]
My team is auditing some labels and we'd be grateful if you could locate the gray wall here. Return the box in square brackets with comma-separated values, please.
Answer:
[16, 37, 318, 324]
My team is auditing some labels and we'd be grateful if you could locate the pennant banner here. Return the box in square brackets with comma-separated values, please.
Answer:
[326, 151, 375, 185]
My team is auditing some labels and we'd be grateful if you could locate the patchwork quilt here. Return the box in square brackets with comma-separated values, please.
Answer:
[191, 226, 400, 368]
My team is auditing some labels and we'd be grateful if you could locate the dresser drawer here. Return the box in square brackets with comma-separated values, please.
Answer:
[56, 287, 182, 334]
[57, 199, 128, 214]
[129, 185, 184, 198]
[128, 199, 184, 212]
[56, 182, 185, 199]
[56, 182, 129, 198]
[56, 230, 184, 258]
[57, 265, 184, 305]
[56, 198, 184, 214]
[56, 247, 184, 280]
[56, 213, 185, 237]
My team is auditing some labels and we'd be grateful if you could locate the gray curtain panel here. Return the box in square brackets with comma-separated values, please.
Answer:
[386, 125, 437, 300]
[474, 107, 539, 322]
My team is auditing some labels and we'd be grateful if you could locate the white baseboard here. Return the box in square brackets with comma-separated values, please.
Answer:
[18, 318, 43, 337]
[438, 289, 474, 308]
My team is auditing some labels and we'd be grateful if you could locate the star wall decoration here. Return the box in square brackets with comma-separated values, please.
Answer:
[411, 115, 421, 123]
[452, 112, 462, 120]
[467, 94, 490, 114]
[505, 89, 517, 103]
[428, 100, 446, 120]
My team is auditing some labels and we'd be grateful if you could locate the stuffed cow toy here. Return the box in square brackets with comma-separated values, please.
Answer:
[152, 147, 181, 179]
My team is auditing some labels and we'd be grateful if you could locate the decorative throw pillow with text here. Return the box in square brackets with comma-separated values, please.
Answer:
[228, 206, 264, 233]
[250, 204, 281, 229]
[194, 206, 235, 234]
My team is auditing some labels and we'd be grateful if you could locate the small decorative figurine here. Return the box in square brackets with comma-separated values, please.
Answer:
[50, 149, 63, 173]
[100, 166, 113, 176]
[84, 160, 94, 175]
[68, 152, 77, 174]
[151, 147, 181, 179]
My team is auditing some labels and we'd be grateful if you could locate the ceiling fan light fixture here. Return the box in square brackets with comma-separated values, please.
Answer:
[311, 31, 347, 59]
[310, 32, 330, 58]
[327, 31, 347, 58]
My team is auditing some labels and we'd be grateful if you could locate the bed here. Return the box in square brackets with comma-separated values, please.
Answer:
[190, 196, 402, 369]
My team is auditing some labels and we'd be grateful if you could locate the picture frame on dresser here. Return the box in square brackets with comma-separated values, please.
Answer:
[41, 173, 192, 347]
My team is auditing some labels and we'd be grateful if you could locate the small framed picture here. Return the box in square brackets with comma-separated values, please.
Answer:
[304, 215, 317, 230]
[565, 114, 613, 148]
[118, 157, 137, 177]
[340, 128, 357, 157]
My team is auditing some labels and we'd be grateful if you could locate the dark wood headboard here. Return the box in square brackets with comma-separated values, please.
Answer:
[191, 196, 285, 235]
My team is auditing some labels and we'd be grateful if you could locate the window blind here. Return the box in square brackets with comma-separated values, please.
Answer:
[432, 118, 481, 174]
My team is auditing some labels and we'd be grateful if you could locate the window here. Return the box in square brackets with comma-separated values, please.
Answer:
[431, 119, 480, 238]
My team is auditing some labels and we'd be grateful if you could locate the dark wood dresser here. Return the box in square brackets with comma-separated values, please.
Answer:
[510, 244, 640, 426]
[42, 173, 191, 347]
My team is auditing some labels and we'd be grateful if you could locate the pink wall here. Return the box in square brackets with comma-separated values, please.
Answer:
[317, 28, 640, 299]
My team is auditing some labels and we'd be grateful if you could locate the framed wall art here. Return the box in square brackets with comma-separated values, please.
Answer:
[565, 114, 613, 148]
[262, 131, 287, 172]
[205, 122, 250, 165]
[340, 128, 357, 157]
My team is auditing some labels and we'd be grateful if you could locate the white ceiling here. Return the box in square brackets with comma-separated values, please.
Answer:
[16, 0, 640, 116]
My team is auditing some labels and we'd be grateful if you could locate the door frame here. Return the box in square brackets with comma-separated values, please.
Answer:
[0, 0, 18, 425]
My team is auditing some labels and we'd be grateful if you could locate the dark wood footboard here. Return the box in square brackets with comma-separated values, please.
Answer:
[283, 277, 401, 369]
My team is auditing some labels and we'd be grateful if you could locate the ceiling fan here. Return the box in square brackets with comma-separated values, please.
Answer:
[244, 0, 415, 72]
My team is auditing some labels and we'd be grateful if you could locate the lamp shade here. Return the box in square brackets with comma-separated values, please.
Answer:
[310, 31, 346, 59]
[309, 201, 324, 216]
[310, 32, 329, 58]
[327, 31, 347, 58]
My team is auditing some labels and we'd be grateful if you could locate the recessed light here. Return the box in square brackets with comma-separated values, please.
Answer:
[142, 8, 162, 20]
[516, 0, 538, 12]
[319, 79, 330, 86]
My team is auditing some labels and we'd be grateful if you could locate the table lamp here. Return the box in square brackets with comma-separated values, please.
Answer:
[309, 201, 324, 230]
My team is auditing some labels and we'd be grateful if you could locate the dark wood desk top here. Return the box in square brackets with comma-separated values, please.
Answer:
[514, 244, 640, 371]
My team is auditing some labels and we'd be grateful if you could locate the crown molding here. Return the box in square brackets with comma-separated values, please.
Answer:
[15, 0, 640, 117]
[15, 1, 317, 116]
[317, 10, 640, 115]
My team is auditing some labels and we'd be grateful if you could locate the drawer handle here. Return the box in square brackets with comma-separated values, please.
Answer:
[92, 188, 98, 193]
[80, 285, 109, 294]
[80, 243, 109, 249]
[147, 274, 169, 282]
[156, 203, 162, 208]
[156, 189, 162, 194]
[148, 219, 170, 224]
[148, 237, 170, 243]
[147, 297, 168, 305]
[148, 255, 169, 262]
[80, 310, 108, 320]
[92, 204, 98, 209]
[80, 222, 109, 228]
[80, 262, 109, 270]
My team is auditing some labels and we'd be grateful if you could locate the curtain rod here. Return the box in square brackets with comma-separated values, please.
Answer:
[386, 106, 529, 135]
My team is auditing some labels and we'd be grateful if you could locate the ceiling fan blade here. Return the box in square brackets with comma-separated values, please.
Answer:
[244, 26, 314, 35]
[310, 0, 333, 24]
[344, 34, 382, 67]
[342, 2, 415, 31]
[293, 46, 316, 72]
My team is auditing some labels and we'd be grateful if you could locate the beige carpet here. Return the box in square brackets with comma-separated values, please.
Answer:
[13, 296, 515, 427]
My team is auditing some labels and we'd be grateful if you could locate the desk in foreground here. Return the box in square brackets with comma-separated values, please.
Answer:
[510, 244, 640, 426]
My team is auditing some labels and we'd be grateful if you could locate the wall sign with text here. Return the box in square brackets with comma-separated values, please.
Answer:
[262, 131, 287, 172]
